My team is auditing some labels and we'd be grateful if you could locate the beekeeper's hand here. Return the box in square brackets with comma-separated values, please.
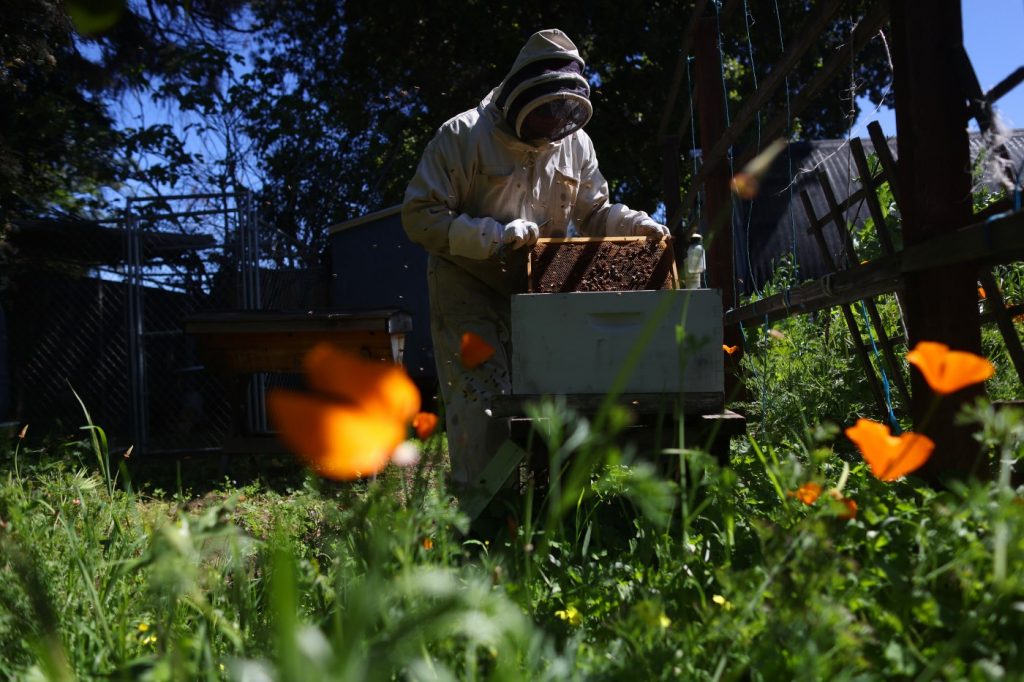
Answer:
[502, 218, 540, 250]
[634, 217, 670, 240]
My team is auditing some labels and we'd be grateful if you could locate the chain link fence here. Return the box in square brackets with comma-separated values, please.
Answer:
[5, 192, 324, 455]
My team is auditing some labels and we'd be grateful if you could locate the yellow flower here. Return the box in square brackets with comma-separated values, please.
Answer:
[137, 623, 150, 633]
[555, 605, 582, 626]
[712, 594, 734, 611]
[659, 613, 672, 629]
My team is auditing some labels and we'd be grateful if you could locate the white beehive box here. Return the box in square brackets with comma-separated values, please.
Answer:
[511, 289, 724, 398]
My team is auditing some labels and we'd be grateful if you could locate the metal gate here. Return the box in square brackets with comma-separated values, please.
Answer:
[124, 191, 261, 455]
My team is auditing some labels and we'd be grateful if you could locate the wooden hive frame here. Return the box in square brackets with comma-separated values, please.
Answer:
[527, 236, 679, 293]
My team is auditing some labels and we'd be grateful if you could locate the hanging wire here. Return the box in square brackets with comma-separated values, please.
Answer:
[741, 0, 764, 299]
[771, 0, 799, 281]
[687, 56, 702, 227]
[713, 1, 740, 312]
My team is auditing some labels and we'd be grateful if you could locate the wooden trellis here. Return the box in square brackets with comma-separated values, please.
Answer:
[666, 0, 1024, 479]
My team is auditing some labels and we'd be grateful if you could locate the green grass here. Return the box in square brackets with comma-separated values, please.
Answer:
[1, 377, 1023, 680]
[2, 247, 1024, 679]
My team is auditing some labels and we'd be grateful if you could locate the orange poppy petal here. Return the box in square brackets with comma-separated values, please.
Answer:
[787, 482, 822, 505]
[730, 172, 759, 200]
[828, 490, 858, 520]
[267, 390, 404, 480]
[303, 343, 421, 422]
[845, 418, 935, 481]
[412, 411, 439, 440]
[907, 341, 994, 395]
[460, 332, 495, 369]
[722, 344, 738, 356]
[939, 349, 996, 393]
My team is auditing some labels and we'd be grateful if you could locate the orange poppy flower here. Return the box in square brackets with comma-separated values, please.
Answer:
[730, 172, 759, 200]
[731, 138, 787, 200]
[787, 482, 822, 505]
[422, 537, 434, 550]
[304, 343, 420, 421]
[906, 341, 995, 395]
[828, 490, 857, 520]
[845, 418, 935, 481]
[460, 332, 495, 369]
[722, 344, 738, 356]
[267, 391, 406, 480]
[412, 411, 439, 440]
[978, 286, 987, 300]
[267, 344, 422, 481]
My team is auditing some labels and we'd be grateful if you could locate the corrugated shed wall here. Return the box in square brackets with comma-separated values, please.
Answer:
[729, 129, 1024, 297]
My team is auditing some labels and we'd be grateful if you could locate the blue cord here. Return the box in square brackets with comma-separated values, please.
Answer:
[857, 300, 900, 432]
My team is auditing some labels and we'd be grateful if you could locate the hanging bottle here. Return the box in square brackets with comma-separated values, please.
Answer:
[684, 233, 705, 289]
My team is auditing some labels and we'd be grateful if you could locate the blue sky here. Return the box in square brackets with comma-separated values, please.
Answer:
[855, 0, 1024, 135]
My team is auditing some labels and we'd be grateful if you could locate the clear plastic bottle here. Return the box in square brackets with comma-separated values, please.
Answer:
[684, 234, 706, 289]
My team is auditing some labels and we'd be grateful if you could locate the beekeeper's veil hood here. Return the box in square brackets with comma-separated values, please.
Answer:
[494, 29, 593, 142]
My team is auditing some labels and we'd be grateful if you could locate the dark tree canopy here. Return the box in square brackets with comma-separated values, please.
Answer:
[0, 0, 250, 224]
[3, 1, 893, 257]
[237, 0, 892, 253]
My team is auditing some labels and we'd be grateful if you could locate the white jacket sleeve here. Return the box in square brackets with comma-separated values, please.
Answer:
[402, 126, 504, 260]
[573, 132, 654, 237]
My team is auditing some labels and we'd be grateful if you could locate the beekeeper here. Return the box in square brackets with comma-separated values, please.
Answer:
[402, 28, 669, 503]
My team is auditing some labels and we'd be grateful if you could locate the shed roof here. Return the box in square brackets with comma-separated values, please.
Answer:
[6, 216, 216, 266]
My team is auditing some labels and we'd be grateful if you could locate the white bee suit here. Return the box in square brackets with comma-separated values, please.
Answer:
[402, 29, 666, 498]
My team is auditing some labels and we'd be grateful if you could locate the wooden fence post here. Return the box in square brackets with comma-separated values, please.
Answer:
[889, 0, 986, 480]
[694, 13, 742, 397]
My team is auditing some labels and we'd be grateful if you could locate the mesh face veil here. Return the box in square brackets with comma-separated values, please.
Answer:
[494, 31, 593, 141]
[517, 94, 592, 142]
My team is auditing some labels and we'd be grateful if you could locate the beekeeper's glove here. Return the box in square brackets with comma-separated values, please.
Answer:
[634, 217, 670, 239]
[449, 218, 540, 259]
[502, 218, 540, 250]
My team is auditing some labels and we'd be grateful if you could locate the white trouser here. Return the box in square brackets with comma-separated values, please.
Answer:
[427, 255, 513, 496]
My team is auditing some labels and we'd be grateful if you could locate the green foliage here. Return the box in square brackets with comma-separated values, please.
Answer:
[1, 0, 250, 224]
[737, 253, 906, 443]
[1, 390, 1022, 679]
